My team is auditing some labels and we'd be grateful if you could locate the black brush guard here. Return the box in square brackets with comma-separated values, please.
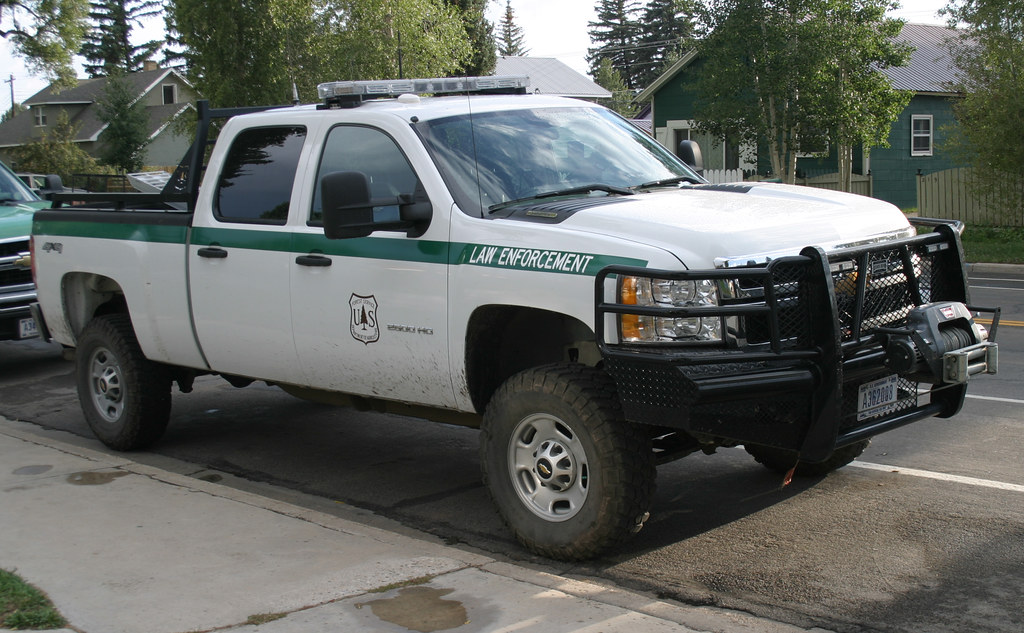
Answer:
[595, 222, 999, 462]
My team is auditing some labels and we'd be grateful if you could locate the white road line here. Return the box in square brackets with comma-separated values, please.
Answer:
[971, 285, 1024, 291]
[851, 461, 1024, 493]
[966, 394, 1024, 405]
[970, 278, 1024, 283]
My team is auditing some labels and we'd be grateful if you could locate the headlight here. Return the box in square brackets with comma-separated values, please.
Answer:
[619, 276, 722, 343]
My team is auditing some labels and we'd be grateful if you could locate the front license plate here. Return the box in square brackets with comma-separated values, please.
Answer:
[857, 374, 899, 421]
[18, 317, 39, 339]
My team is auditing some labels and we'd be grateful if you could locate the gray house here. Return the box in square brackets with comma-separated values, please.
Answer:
[0, 63, 196, 169]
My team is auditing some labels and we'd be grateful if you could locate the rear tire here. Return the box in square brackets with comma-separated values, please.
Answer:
[480, 363, 655, 560]
[76, 314, 172, 450]
[745, 440, 870, 477]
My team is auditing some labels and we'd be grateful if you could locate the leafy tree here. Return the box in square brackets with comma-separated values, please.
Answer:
[1, 0, 89, 87]
[634, 0, 693, 88]
[95, 71, 150, 172]
[594, 57, 638, 117]
[691, 0, 910, 185]
[588, 0, 642, 89]
[166, 0, 472, 107]
[330, 0, 472, 80]
[807, 1, 911, 191]
[942, 0, 1024, 217]
[80, 0, 162, 77]
[444, 0, 496, 75]
[9, 109, 103, 181]
[497, 0, 528, 56]
[2, 102, 26, 123]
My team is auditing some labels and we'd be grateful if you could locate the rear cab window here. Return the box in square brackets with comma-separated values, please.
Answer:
[215, 126, 307, 224]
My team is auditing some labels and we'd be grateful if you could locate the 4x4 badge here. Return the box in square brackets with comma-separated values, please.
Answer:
[350, 294, 379, 345]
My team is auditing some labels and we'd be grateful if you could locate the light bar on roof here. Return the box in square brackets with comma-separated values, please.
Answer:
[316, 76, 530, 101]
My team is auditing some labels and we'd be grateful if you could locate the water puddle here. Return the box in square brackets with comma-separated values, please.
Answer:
[359, 586, 468, 632]
[66, 471, 130, 485]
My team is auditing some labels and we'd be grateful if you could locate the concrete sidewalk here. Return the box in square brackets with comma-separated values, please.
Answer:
[0, 417, 829, 633]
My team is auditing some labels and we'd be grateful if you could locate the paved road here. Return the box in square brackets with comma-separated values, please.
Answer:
[2, 271, 1021, 633]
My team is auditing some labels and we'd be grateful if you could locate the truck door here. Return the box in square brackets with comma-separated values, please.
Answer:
[289, 124, 455, 408]
[188, 125, 308, 382]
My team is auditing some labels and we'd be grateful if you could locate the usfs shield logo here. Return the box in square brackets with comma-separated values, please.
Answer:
[349, 294, 379, 345]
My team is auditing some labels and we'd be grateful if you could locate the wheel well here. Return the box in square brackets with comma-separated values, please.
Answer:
[61, 273, 128, 338]
[465, 305, 598, 413]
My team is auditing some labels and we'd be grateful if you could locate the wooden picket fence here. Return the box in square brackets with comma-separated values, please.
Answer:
[703, 168, 746, 184]
[917, 168, 1024, 227]
[707, 169, 872, 197]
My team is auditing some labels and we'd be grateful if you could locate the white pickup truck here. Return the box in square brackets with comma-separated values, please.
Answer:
[31, 76, 998, 560]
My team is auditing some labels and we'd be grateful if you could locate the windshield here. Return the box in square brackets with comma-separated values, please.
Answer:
[0, 162, 40, 204]
[416, 106, 700, 216]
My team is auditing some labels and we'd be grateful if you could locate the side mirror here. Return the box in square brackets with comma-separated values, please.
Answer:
[678, 140, 704, 174]
[321, 170, 432, 240]
[38, 174, 65, 200]
[321, 171, 375, 239]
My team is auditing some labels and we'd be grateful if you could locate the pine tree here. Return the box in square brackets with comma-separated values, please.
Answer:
[443, 0, 496, 75]
[634, 0, 692, 88]
[80, 0, 162, 77]
[497, 0, 528, 56]
[95, 70, 151, 172]
[587, 0, 641, 89]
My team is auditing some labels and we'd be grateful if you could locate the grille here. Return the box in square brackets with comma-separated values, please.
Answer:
[0, 239, 29, 259]
[0, 268, 32, 288]
[0, 239, 32, 291]
[730, 259, 813, 349]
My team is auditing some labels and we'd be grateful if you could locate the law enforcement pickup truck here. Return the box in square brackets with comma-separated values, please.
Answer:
[30, 76, 999, 560]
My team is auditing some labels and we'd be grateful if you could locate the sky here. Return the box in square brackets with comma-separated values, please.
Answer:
[2, 0, 950, 113]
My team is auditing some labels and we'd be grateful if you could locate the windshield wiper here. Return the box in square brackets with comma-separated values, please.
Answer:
[636, 175, 703, 189]
[488, 184, 634, 213]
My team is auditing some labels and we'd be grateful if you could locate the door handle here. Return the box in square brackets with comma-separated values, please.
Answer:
[197, 246, 228, 259]
[295, 254, 332, 267]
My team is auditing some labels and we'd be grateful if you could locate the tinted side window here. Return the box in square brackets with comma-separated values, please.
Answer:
[216, 126, 306, 224]
[311, 125, 418, 222]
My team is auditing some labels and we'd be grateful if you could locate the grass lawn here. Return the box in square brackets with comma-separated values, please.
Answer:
[0, 569, 66, 630]
[960, 225, 1024, 265]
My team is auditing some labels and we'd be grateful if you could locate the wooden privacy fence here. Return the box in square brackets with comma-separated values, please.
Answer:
[917, 168, 1024, 226]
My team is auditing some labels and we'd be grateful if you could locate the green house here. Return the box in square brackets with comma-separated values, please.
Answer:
[636, 23, 963, 210]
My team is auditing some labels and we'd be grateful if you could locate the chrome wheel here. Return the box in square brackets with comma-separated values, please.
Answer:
[508, 413, 589, 522]
[88, 346, 125, 423]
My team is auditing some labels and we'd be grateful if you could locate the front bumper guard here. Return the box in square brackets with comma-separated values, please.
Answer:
[595, 222, 999, 462]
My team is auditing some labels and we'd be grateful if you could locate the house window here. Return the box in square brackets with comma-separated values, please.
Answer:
[33, 106, 46, 127]
[911, 115, 933, 157]
[162, 84, 176, 105]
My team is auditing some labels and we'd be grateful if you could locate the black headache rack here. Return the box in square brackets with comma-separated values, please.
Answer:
[595, 221, 999, 462]
[49, 100, 288, 212]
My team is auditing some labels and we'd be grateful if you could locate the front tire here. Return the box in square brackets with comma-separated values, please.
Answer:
[76, 314, 172, 450]
[480, 364, 655, 560]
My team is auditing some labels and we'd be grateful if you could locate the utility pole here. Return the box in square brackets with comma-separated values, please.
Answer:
[3, 75, 14, 120]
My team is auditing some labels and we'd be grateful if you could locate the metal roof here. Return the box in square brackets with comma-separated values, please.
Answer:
[883, 23, 962, 94]
[494, 57, 612, 99]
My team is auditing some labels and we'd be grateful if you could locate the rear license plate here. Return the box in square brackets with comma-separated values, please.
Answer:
[18, 317, 39, 339]
[857, 374, 899, 421]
